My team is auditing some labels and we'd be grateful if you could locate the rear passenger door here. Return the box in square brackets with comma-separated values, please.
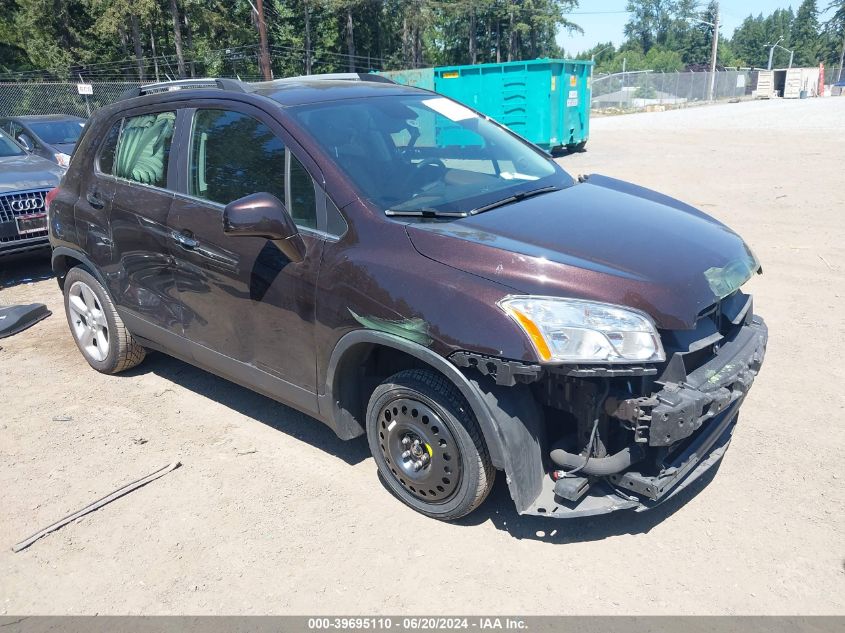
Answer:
[167, 103, 325, 404]
[104, 107, 184, 336]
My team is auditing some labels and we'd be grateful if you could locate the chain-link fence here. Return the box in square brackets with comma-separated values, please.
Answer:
[591, 69, 755, 112]
[823, 65, 843, 85]
[0, 65, 840, 119]
[0, 82, 141, 118]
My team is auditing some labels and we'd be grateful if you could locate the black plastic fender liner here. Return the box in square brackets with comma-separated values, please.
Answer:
[550, 443, 646, 477]
[322, 330, 508, 462]
[0, 303, 51, 338]
[470, 374, 546, 513]
[323, 330, 548, 512]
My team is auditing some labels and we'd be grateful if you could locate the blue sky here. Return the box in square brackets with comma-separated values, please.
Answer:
[556, 1, 834, 55]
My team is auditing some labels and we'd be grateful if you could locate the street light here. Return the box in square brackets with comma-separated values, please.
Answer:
[591, 45, 614, 63]
[766, 39, 795, 70]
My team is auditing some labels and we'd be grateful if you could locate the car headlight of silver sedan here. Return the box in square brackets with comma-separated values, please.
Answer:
[498, 295, 665, 363]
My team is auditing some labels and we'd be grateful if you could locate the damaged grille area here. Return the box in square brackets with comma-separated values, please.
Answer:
[616, 291, 763, 447]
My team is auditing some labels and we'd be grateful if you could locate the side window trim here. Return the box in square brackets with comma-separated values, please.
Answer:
[173, 108, 194, 196]
[94, 117, 125, 176]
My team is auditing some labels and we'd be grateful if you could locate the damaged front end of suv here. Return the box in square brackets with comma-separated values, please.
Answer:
[453, 292, 766, 518]
[415, 175, 768, 519]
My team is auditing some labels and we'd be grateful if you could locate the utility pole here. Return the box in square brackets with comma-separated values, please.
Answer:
[254, 0, 272, 81]
[707, 2, 719, 101]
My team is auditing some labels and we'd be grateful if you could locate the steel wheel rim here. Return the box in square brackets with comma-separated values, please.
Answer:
[68, 280, 109, 362]
[377, 397, 461, 503]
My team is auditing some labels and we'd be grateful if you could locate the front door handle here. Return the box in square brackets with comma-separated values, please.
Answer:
[86, 193, 104, 209]
[172, 230, 199, 249]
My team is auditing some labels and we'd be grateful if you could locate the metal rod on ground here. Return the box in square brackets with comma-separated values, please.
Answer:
[11, 461, 181, 553]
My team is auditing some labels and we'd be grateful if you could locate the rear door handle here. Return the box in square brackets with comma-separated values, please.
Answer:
[86, 193, 104, 209]
[172, 230, 199, 249]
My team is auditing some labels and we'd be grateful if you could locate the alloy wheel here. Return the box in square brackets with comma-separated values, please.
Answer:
[67, 280, 110, 362]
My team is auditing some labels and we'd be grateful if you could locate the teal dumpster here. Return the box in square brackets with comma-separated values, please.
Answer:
[431, 59, 592, 153]
[379, 67, 435, 91]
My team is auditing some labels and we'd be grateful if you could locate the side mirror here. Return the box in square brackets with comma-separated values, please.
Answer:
[223, 192, 306, 264]
[17, 134, 33, 152]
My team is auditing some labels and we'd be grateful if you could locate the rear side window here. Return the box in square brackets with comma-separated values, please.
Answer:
[189, 109, 285, 206]
[113, 111, 176, 187]
[97, 120, 122, 175]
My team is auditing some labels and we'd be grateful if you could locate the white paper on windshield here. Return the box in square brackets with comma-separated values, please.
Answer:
[422, 97, 477, 122]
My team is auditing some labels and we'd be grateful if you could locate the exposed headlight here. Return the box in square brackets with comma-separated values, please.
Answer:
[498, 296, 665, 363]
[54, 152, 71, 168]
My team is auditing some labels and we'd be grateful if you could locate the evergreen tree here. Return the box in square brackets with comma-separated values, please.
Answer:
[792, 0, 820, 65]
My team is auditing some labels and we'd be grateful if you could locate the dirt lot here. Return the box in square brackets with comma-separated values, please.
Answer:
[1, 98, 843, 615]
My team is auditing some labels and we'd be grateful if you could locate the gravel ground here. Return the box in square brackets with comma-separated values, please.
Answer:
[1, 97, 843, 615]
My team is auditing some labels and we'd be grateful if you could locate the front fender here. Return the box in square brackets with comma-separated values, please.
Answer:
[321, 329, 545, 513]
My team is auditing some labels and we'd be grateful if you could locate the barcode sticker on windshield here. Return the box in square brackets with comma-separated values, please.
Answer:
[422, 97, 477, 122]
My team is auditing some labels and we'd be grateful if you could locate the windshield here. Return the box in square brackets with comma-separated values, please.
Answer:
[289, 95, 573, 214]
[0, 130, 24, 157]
[29, 120, 85, 145]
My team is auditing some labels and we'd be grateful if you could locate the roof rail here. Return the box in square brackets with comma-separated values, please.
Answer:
[117, 78, 248, 102]
[264, 72, 395, 85]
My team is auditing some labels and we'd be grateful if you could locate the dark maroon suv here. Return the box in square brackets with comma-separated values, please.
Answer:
[47, 76, 767, 521]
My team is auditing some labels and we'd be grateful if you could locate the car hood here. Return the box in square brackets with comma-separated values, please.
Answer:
[0, 154, 63, 194]
[51, 142, 77, 155]
[405, 174, 760, 330]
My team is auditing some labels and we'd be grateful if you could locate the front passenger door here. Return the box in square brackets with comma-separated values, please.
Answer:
[167, 106, 324, 405]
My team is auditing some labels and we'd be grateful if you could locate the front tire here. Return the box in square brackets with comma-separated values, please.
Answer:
[366, 369, 494, 521]
[63, 266, 145, 374]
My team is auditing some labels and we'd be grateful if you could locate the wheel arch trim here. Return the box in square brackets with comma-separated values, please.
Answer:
[322, 330, 505, 464]
[51, 247, 110, 293]
[322, 329, 545, 512]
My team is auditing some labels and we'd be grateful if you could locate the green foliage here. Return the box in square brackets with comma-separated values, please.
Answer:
[617, 0, 833, 72]
[791, 0, 820, 65]
[2, 0, 835, 80]
[596, 45, 682, 73]
[729, 8, 797, 68]
[621, 0, 716, 66]
[0, 0, 582, 79]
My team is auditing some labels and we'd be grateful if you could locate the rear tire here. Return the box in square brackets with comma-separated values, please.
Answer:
[366, 369, 494, 521]
[63, 266, 145, 374]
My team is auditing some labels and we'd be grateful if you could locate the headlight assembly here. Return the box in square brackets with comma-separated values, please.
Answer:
[498, 295, 665, 364]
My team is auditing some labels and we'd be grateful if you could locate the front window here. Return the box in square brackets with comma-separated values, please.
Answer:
[0, 130, 24, 157]
[289, 95, 572, 214]
[188, 108, 318, 230]
[189, 109, 286, 206]
[28, 120, 85, 145]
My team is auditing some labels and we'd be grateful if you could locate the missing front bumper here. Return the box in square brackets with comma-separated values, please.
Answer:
[521, 315, 767, 519]
[523, 402, 739, 518]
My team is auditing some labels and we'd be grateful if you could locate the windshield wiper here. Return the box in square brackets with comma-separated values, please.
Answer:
[385, 209, 468, 218]
[469, 186, 561, 215]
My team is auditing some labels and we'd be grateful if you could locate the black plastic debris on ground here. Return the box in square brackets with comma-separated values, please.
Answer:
[0, 304, 51, 339]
